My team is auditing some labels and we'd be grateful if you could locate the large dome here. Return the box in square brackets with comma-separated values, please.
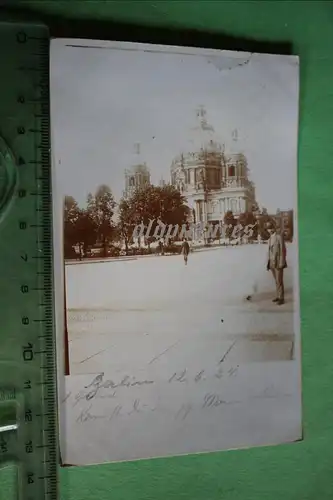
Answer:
[200, 138, 224, 154]
[183, 105, 224, 153]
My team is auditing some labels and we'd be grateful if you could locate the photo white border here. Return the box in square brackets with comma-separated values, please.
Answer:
[50, 38, 302, 464]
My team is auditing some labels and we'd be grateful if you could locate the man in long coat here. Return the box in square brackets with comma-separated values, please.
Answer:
[266, 222, 287, 305]
[181, 238, 190, 265]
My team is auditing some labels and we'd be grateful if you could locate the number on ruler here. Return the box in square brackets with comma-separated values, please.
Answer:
[25, 409, 32, 422]
[24, 380, 31, 390]
[17, 95, 25, 104]
[22, 316, 29, 326]
[19, 221, 27, 230]
[17, 126, 25, 135]
[21, 285, 29, 293]
[22, 343, 33, 361]
[0, 439, 8, 454]
[18, 189, 26, 198]
[16, 31, 27, 44]
[25, 441, 33, 454]
[21, 253, 28, 262]
[27, 472, 34, 485]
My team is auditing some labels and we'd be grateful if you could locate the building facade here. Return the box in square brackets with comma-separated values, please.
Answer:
[123, 143, 151, 199]
[123, 163, 151, 199]
[274, 209, 294, 241]
[170, 108, 257, 226]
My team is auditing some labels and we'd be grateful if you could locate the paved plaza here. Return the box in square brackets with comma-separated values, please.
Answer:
[66, 243, 297, 376]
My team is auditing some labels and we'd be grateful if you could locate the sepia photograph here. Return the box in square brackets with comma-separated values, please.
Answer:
[51, 39, 301, 466]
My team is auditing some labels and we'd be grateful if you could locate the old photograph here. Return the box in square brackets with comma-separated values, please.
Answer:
[51, 39, 301, 466]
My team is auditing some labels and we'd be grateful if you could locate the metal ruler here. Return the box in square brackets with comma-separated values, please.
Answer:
[0, 21, 58, 500]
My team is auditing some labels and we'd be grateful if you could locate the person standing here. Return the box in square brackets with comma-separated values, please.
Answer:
[266, 222, 287, 305]
[181, 238, 190, 265]
[158, 238, 164, 256]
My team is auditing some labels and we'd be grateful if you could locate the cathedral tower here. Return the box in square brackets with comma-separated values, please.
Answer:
[123, 143, 151, 198]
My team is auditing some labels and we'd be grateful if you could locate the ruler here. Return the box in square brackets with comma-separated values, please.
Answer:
[0, 21, 58, 500]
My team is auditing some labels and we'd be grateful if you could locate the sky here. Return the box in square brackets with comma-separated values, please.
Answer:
[50, 40, 299, 213]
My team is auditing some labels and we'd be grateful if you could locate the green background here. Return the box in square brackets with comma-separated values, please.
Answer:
[3, 1, 333, 499]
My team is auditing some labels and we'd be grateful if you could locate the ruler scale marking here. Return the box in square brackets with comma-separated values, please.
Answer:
[0, 23, 58, 500]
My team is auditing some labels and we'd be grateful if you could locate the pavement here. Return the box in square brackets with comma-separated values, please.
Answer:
[66, 243, 297, 375]
[62, 243, 301, 465]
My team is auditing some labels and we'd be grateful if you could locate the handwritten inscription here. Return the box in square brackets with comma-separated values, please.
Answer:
[76, 398, 157, 423]
[85, 372, 154, 394]
[168, 365, 239, 384]
[168, 369, 188, 383]
[252, 384, 293, 400]
[76, 405, 106, 423]
[67, 363, 292, 429]
[74, 391, 247, 425]
[73, 385, 292, 426]
[73, 372, 154, 406]
[175, 403, 193, 421]
[71, 364, 240, 407]
[202, 393, 241, 408]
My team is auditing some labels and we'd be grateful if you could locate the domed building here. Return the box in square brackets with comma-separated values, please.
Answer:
[170, 107, 257, 226]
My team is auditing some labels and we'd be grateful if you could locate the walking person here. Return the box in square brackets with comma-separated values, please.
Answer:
[158, 237, 164, 256]
[181, 238, 190, 265]
[266, 222, 287, 305]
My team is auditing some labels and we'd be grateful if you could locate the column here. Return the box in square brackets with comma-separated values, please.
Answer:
[202, 200, 206, 224]
[195, 201, 199, 223]
[193, 201, 199, 222]
[226, 198, 230, 211]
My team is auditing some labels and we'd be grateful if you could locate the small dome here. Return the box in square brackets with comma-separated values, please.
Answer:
[170, 155, 184, 172]
[226, 153, 245, 163]
[130, 163, 149, 174]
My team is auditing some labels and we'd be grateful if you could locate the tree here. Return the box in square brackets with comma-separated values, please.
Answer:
[258, 212, 274, 241]
[117, 198, 136, 254]
[223, 210, 237, 241]
[119, 184, 190, 248]
[63, 196, 98, 259]
[238, 211, 258, 240]
[251, 201, 260, 213]
[75, 209, 97, 258]
[159, 184, 190, 229]
[87, 185, 116, 257]
[63, 196, 80, 259]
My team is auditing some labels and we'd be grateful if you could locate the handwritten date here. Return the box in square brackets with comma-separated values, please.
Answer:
[168, 365, 238, 384]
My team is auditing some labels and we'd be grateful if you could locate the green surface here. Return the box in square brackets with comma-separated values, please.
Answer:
[0, 20, 57, 500]
[2, 1, 333, 499]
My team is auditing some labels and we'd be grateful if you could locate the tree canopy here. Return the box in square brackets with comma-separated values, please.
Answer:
[64, 195, 79, 249]
[223, 210, 237, 239]
[118, 184, 190, 244]
[238, 211, 257, 239]
[87, 185, 116, 256]
[63, 195, 97, 258]
[63, 185, 116, 258]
